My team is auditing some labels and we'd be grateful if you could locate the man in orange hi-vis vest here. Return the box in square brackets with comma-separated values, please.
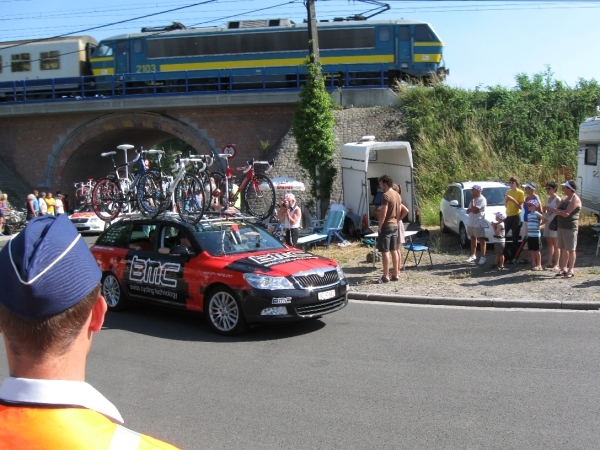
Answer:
[0, 214, 179, 450]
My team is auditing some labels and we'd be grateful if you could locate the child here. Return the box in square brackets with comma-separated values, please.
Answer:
[492, 211, 506, 270]
[524, 199, 547, 271]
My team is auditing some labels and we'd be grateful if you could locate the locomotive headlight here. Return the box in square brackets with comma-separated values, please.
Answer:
[244, 273, 293, 290]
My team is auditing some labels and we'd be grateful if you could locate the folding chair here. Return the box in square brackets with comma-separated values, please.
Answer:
[297, 205, 346, 249]
[404, 228, 433, 268]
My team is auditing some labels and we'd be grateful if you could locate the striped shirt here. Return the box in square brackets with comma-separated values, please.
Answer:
[527, 212, 542, 238]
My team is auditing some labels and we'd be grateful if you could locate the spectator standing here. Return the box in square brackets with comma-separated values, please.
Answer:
[0, 193, 8, 236]
[55, 193, 65, 216]
[38, 192, 47, 216]
[26, 194, 37, 220]
[504, 177, 525, 262]
[518, 182, 543, 264]
[392, 183, 410, 274]
[32, 190, 40, 216]
[543, 181, 561, 269]
[465, 184, 488, 265]
[547, 180, 581, 278]
[492, 212, 506, 270]
[523, 199, 547, 271]
[45, 193, 55, 216]
[375, 175, 402, 283]
[276, 193, 302, 247]
[0, 215, 179, 449]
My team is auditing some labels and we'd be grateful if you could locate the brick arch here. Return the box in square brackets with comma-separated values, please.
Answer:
[47, 112, 217, 189]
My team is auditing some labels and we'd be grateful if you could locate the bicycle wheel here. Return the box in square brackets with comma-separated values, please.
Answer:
[136, 171, 161, 217]
[92, 178, 122, 221]
[175, 174, 206, 225]
[243, 173, 276, 221]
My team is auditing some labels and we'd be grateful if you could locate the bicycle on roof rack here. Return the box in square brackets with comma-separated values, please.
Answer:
[74, 179, 96, 205]
[207, 154, 276, 221]
[137, 153, 210, 225]
[91, 144, 164, 221]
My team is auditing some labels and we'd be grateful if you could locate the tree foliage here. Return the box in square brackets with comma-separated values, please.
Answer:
[397, 68, 600, 208]
[292, 60, 336, 215]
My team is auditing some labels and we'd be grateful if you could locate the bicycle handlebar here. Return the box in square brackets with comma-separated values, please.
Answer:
[180, 157, 207, 172]
[101, 151, 116, 157]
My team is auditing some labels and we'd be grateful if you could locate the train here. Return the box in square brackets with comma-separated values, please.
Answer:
[0, 36, 97, 98]
[0, 18, 447, 100]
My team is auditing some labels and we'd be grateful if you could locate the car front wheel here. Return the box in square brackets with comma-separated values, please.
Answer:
[102, 273, 127, 311]
[205, 287, 248, 336]
[459, 223, 470, 249]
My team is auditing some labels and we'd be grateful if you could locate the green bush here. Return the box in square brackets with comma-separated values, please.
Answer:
[396, 68, 600, 226]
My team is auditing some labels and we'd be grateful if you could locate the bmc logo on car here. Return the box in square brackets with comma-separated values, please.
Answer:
[129, 255, 180, 288]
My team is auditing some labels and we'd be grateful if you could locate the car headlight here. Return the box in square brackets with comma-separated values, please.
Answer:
[243, 273, 294, 290]
[90, 217, 100, 223]
[336, 265, 345, 280]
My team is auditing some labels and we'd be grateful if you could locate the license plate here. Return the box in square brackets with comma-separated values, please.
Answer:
[318, 289, 336, 301]
[75, 223, 86, 228]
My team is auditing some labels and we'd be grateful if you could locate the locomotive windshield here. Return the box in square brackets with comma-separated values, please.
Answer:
[93, 44, 113, 57]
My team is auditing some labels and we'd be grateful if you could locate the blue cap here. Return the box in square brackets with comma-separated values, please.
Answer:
[526, 199, 539, 208]
[0, 215, 101, 319]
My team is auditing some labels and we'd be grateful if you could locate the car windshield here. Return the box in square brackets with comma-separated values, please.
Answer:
[192, 220, 284, 256]
[463, 187, 506, 207]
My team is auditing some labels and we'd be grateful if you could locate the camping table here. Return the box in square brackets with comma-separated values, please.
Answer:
[365, 229, 418, 268]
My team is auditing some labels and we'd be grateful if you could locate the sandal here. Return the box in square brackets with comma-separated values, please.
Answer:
[554, 270, 566, 277]
[563, 271, 574, 279]
[374, 276, 390, 284]
[497, 266, 505, 271]
[390, 275, 400, 282]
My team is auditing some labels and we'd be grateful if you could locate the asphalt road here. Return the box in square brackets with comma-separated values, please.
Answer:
[1, 300, 598, 449]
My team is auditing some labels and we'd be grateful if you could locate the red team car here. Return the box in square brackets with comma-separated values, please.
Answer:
[91, 216, 348, 335]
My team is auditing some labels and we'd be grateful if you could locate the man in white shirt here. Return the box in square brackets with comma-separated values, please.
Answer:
[465, 184, 488, 265]
[0, 214, 178, 449]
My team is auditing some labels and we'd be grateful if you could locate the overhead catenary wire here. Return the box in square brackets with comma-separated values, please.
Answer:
[3, 0, 600, 40]
[1, 0, 599, 69]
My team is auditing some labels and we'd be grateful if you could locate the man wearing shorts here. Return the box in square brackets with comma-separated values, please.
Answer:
[466, 184, 488, 265]
[375, 174, 401, 283]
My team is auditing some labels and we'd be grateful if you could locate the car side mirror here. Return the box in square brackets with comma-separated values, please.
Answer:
[449, 200, 459, 207]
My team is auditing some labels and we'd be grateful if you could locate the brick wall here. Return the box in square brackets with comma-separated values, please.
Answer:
[0, 105, 406, 210]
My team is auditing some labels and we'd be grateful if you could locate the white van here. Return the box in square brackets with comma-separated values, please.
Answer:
[577, 116, 600, 218]
[340, 136, 416, 236]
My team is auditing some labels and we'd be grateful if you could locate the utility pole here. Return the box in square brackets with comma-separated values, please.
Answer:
[305, 0, 320, 63]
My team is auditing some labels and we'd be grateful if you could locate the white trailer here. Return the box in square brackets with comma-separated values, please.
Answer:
[577, 116, 600, 218]
[341, 136, 416, 236]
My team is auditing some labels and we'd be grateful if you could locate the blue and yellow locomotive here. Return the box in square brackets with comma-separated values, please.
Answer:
[90, 18, 447, 91]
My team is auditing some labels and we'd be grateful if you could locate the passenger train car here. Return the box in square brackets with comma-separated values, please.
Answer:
[0, 36, 97, 97]
[90, 18, 447, 89]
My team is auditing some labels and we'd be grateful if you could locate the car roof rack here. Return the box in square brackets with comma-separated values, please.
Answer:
[111, 210, 265, 226]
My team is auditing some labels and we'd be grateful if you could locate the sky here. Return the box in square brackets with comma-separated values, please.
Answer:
[1, 0, 599, 90]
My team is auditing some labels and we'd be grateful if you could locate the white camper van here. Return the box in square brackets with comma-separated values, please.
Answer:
[577, 116, 600, 218]
[341, 137, 416, 236]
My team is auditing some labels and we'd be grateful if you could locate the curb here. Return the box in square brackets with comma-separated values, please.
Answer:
[348, 292, 600, 311]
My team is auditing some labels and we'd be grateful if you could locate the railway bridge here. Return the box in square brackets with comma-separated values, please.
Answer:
[0, 88, 400, 206]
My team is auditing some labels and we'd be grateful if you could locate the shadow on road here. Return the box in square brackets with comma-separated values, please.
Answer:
[102, 303, 327, 343]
